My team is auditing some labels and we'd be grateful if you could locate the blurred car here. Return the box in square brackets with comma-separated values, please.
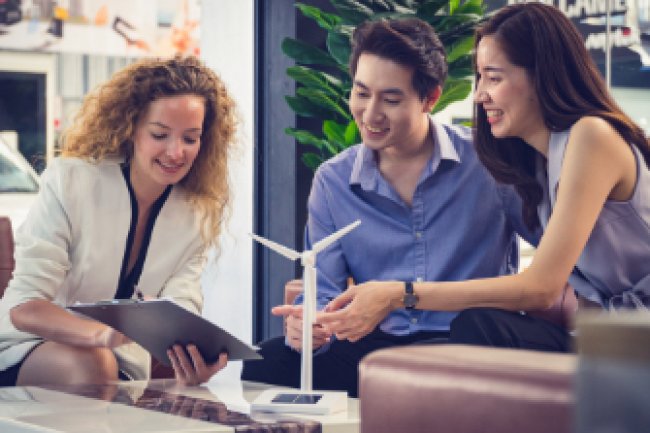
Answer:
[0, 0, 22, 26]
[0, 138, 40, 232]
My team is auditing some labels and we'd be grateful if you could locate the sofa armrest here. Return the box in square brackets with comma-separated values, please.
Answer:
[359, 345, 575, 433]
[0, 216, 15, 297]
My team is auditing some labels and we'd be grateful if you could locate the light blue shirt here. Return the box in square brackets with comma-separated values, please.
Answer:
[299, 118, 538, 334]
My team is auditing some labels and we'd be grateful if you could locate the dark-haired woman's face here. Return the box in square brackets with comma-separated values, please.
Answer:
[475, 36, 547, 151]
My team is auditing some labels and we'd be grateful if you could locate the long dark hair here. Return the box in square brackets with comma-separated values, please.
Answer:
[473, 3, 650, 230]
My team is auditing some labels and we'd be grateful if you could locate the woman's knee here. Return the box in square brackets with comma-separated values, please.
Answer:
[76, 347, 120, 383]
[18, 342, 119, 385]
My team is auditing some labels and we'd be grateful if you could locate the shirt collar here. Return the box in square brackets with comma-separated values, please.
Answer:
[350, 116, 462, 189]
[431, 117, 461, 164]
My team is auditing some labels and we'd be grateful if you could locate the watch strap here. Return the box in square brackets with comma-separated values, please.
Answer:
[403, 281, 418, 309]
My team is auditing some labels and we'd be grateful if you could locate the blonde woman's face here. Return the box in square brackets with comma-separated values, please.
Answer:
[131, 94, 204, 200]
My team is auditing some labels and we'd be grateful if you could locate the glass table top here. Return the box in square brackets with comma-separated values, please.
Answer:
[0, 376, 359, 433]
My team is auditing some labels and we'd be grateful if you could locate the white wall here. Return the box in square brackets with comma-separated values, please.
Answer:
[432, 92, 474, 125]
[199, 1, 254, 350]
[611, 87, 650, 136]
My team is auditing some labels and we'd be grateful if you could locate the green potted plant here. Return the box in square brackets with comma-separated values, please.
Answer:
[282, 0, 484, 170]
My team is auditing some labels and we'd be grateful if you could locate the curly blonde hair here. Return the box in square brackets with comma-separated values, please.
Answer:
[61, 55, 237, 246]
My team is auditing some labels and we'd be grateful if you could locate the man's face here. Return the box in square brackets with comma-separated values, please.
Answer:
[349, 53, 437, 156]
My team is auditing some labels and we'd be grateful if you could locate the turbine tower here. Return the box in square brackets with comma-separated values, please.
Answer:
[249, 219, 361, 414]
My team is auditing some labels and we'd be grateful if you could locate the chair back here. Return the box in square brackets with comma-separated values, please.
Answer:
[0, 216, 15, 297]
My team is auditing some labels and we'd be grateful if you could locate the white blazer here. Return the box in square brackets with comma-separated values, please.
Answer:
[0, 157, 206, 379]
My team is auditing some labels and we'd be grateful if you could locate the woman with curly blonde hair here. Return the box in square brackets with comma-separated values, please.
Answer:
[0, 56, 237, 387]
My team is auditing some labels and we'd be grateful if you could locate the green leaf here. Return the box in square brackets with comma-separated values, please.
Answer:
[323, 120, 347, 147]
[456, 0, 483, 15]
[343, 120, 360, 146]
[365, 0, 392, 12]
[432, 78, 472, 114]
[302, 152, 326, 170]
[322, 138, 340, 156]
[392, 4, 417, 14]
[416, 0, 451, 20]
[297, 87, 352, 120]
[446, 35, 474, 63]
[286, 95, 336, 119]
[327, 31, 352, 67]
[448, 55, 473, 79]
[394, 0, 418, 8]
[285, 127, 325, 150]
[365, 10, 418, 22]
[449, 0, 461, 14]
[362, 0, 415, 13]
[295, 3, 342, 31]
[282, 38, 339, 67]
[330, 0, 374, 25]
[437, 15, 484, 39]
[286, 66, 344, 97]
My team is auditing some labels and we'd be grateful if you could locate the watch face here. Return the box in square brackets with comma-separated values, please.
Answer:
[404, 293, 418, 309]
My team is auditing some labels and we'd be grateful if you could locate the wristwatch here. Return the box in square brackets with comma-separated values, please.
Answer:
[403, 281, 419, 309]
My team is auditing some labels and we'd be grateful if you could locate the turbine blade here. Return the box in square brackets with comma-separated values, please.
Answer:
[249, 233, 301, 261]
[312, 219, 361, 254]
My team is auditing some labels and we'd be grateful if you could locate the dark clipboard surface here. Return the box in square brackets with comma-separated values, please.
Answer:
[69, 299, 262, 366]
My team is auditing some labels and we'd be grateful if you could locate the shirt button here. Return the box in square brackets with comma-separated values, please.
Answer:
[411, 317, 418, 324]
[415, 232, 422, 239]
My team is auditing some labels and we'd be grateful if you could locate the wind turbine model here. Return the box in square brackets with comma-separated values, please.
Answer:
[249, 219, 361, 415]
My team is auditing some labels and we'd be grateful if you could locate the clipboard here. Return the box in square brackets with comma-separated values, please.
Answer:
[69, 299, 262, 366]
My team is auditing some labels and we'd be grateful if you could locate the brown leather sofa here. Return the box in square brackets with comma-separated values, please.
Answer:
[0, 216, 14, 296]
[359, 344, 575, 433]
[0, 216, 174, 379]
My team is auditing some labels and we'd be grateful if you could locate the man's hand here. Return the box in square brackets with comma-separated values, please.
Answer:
[316, 281, 402, 342]
[272, 304, 331, 352]
[168, 345, 228, 387]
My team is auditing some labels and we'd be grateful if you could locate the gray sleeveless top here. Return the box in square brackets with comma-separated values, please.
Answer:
[536, 127, 650, 309]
